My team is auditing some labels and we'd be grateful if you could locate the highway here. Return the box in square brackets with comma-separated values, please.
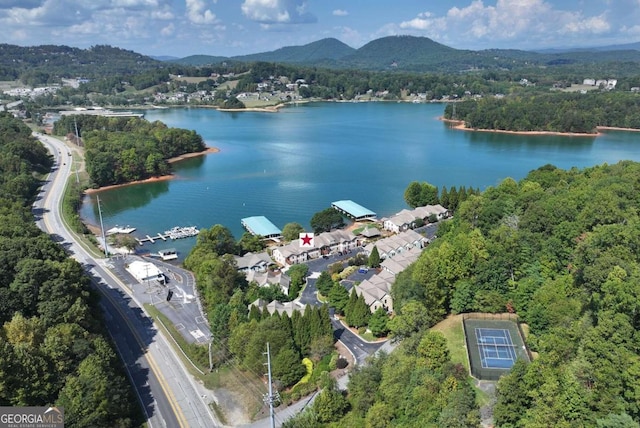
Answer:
[33, 133, 220, 428]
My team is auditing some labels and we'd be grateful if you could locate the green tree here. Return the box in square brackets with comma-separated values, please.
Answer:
[417, 331, 450, 371]
[238, 232, 265, 254]
[388, 300, 429, 339]
[404, 181, 423, 208]
[315, 271, 334, 296]
[273, 346, 306, 387]
[328, 283, 350, 315]
[310, 208, 345, 234]
[494, 359, 531, 426]
[286, 264, 308, 300]
[368, 246, 380, 268]
[346, 292, 370, 328]
[282, 222, 305, 241]
[192, 224, 237, 256]
[368, 306, 389, 337]
[312, 383, 349, 423]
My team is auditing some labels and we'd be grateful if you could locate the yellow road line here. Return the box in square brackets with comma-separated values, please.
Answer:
[39, 138, 189, 427]
[100, 287, 189, 428]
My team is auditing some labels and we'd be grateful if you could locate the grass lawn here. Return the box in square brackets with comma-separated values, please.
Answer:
[431, 314, 492, 406]
[430, 314, 469, 372]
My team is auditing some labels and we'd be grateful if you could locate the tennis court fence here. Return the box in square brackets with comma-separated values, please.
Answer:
[462, 312, 532, 380]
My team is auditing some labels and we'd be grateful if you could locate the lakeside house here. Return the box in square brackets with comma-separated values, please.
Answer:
[354, 270, 396, 313]
[382, 204, 448, 233]
[246, 270, 291, 295]
[234, 251, 289, 293]
[363, 229, 428, 261]
[272, 229, 360, 266]
[233, 251, 273, 272]
[355, 230, 429, 313]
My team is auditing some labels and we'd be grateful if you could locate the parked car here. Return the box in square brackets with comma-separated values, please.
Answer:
[358, 267, 368, 274]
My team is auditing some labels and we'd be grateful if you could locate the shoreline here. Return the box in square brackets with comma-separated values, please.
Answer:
[217, 103, 288, 113]
[441, 118, 601, 137]
[84, 146, 219, 195]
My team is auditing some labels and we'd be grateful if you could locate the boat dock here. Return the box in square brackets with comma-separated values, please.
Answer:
[136, 226, 199, 245]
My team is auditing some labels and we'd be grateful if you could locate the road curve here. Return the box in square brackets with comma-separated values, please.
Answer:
[33, 133, 220, 428]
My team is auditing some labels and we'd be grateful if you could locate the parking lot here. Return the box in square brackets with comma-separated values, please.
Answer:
[109, 254, 211, 344]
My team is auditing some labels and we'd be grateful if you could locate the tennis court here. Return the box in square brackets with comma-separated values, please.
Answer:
[462, 315, 530, 380]
[476, 328, 518, 369]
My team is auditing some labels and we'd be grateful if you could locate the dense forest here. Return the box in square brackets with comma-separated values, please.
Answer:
[444, 92, 640, 133]
[0, 113, 139, 426]
[388, 162, 640, 426]
[53, 115, 206, 187]
[0, 44, 165, 82]
[278, 161, 640, 426]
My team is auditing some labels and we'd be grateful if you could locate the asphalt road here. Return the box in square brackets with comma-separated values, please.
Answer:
[109, 254, 212, 345]
[33, 133, 219, 428]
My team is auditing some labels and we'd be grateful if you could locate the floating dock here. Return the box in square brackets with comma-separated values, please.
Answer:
[331, 200, 377, 221]
[136, 226, 199, 245]
[241, 216, 282, 240]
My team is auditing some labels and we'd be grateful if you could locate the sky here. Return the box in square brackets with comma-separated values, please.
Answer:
[1, 0, 640, 58]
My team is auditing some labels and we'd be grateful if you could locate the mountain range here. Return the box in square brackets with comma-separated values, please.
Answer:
[170, 35, 640, 72]
[2, 36, 640, 80]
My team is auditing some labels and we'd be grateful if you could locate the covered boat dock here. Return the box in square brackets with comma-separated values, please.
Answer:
[331, 200, 377, 221]
[241, 216, 282, 240]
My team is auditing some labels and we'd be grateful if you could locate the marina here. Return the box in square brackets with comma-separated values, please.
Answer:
[135, 226, 199, 245]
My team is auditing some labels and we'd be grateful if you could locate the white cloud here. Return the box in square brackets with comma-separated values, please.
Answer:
[160, 22, 174, 36]
[332, 9, 347, 17]
[186, 0, 217, 24]
[151, 8, 173, 20]
[393, 0, 622, 49]
[241, 0, 316, 24]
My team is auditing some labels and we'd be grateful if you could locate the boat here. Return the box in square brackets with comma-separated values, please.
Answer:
[105, 225, 136, 235]
[158, 248, 178, 261]
[163, 226, 199, 240]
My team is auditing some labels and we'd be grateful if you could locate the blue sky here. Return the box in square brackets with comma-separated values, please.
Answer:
[1, 0, 639, 57]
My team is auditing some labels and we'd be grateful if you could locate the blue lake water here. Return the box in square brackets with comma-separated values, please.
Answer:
[80, 102, 640, 257]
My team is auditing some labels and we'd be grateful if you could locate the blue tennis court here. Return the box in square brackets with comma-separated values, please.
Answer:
[475, 328, 518, 369]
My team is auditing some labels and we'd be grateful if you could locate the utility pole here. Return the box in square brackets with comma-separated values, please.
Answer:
[96, 195, 108, 258]
[263, 342, 278, 428]
[208, 336, 214, 372]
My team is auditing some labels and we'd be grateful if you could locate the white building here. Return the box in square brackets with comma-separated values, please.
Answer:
[272, 229, 359, 266]
[126, 260, 166, 284]
[382, 204, 448, 233]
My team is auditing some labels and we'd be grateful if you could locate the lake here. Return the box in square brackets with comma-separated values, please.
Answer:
[80, 102, 640, 258]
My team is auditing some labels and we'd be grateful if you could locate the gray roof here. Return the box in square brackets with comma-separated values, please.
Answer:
[241, 216, 282, 238]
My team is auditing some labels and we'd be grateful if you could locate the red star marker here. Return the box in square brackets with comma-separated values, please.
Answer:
[299, 233, 314, 247]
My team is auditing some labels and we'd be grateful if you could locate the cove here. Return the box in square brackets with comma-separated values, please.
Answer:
[80, 102, 640, 257]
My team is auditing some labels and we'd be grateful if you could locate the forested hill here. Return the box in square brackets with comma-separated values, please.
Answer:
[444, 92, 640, 133]
[0, 44, 163, 82]
[53, 115, 206, 187]
[231, 37, 355, 64]
[169, 35, 640, 72]
[0, 112, 139, 426]
[384, 161, 640, 426]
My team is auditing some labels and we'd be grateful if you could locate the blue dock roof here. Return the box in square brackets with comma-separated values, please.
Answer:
[241, 216, 282, 238]
[331, 200, 377, 221]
